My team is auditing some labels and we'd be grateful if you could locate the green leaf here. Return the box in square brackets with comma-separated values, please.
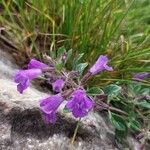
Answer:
[128, 113, 141, 132]
[57, 46, 66, 58]
[136, 101, 150, 109]
[63, 107, 71, 113]
[109, 112, 127, 131]
[104, 84, 121, 97]
[140, 88, 150, 95]
[55, 63, 63, 71]
[128, 83, 141, 96]
[75, 63, 88, 74]
[129, 120, 141, 132]
[73, 53, 84, 69]
[66, 49, 73, 62]
[115, 129, 128, 140]
[75, 53, 84, 63]
[87, 87, 104, 96]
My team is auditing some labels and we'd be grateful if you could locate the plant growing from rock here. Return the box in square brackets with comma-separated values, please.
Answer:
[14, 48, 113, 143]
[14, 47, 150, 148]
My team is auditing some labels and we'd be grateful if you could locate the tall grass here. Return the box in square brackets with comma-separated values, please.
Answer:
[0, 0, 149, 86]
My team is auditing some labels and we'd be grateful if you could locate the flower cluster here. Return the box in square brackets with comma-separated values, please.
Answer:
[14, 55, 113, 124]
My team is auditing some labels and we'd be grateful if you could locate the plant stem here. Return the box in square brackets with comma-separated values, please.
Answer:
[96, 101, 128, 116]
[71, 119, 80, 144]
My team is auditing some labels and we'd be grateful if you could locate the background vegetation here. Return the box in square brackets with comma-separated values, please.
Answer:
[0, 0, 149, 86]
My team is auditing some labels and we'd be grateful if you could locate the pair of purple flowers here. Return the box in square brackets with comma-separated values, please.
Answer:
[14, 55, 113, 123]
[14, 59, 64, 94]
[40, 89, 93, 123]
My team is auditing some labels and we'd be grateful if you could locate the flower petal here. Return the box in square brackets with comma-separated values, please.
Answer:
[104, 64, 113, 71]
[133, 73, 150, 80]
[15, 69, 42, 81]
[52, 79, 65, 93]
[25, 69, 42, 80]
[89, 55, 113, 75]
[84, 97, 93, 110]
[43, 112, 56, 124]
[72, 107, 87, 118]
[14, 69, 42, 93]
[65, 89, 94, 118]
[65, 99, 74, 111]
[40, 94, 63, 114]
[17, 78, 29, 94]
[28, 59, 48, 69]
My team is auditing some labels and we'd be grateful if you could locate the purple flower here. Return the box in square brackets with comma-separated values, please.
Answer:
[14, 59, 49, 94]
[14, 69, 42, 94]
[28, 59, 48, 69]
[133, 73, 150, 81]
[40, 94, 63, 124]
[89, 55, 113, 75]
[66, 89, 93, 118]
[52, 79, 65, 93]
